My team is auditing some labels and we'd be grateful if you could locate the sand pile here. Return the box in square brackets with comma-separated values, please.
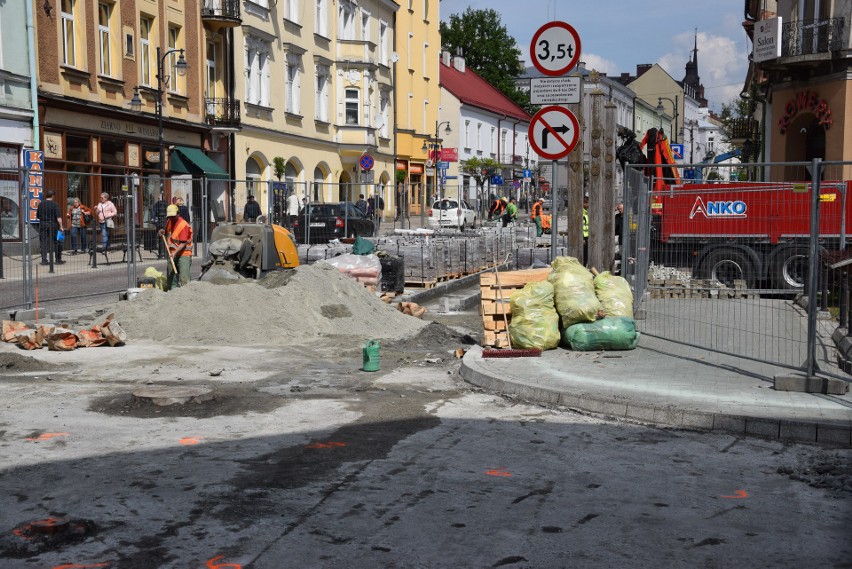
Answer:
[105, 263, 427, 346]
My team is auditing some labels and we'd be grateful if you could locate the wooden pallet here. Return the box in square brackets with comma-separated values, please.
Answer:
[480, 267, 552, 348]
[405, 279, 438, 289]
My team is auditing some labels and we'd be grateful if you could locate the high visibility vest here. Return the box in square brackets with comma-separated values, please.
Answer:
[167, 217, 193, 257]
[582, 209, 589, 238]
[531, 202, 542, 219]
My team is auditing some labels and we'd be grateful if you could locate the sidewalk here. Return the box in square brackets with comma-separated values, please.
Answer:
[460, 335, 852, 446]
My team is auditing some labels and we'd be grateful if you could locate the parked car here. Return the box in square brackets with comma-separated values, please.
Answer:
[291, 202, 375, 244]
[427, 198, 477, 230]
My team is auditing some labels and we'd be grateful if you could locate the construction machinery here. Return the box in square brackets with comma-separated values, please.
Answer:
[199, 223, 299, 282]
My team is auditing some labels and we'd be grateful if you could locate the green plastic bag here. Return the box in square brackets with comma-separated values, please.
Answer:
[352, 236, 375, 255]
[508, 281, 560, 350]
[548, 256, 601, 328]
[593, 271, 634, 317]
[562, 317, 640, 351]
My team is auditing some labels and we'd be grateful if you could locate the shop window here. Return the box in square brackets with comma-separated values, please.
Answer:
[100, 139, 125, 166]
[66, 135, 90, 163]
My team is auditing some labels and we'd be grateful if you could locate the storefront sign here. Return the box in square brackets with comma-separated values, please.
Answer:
[22, 149, 44, 223]
[409, 164, 423, 174]
[396, 160, 407, 171]
[43, 108, 200, 147]
[778, 90, 833, 134]
[753, 17, 782, 62]
[441, 148, 459, 162]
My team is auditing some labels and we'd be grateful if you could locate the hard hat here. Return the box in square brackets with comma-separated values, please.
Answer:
[538, 197, 545, 202]
[501, 197, 507, 202]
[166, 204, 179, 217]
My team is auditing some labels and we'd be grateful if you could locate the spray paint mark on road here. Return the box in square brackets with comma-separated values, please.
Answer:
[26, 432, 70, 441]
[721, 490, 748, 499]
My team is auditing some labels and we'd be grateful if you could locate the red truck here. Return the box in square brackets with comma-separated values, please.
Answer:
[650, 180, 852, 289]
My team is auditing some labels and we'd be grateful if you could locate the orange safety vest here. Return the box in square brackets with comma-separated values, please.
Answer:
[531, 202, 543, 219]
[167, 217, 193, 257]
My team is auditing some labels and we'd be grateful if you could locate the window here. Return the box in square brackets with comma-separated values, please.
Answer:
[315, 0, 328, 37]
[345, 89, 359, 125]
[206, 41, 217, 116]
[285, 54, 301, 114]
[477, 123, 482, 151]
[379, 20, 388, 65]
[379, 91, 389, 138]
[98, 3, 112, 76]
[464, 120, 471, 149]
[407, 33, 413, 69]
[315, 65, 329, 121]
[284, 0, 299, 23]
[313, 167, 324, 202]
[61, 0, 76, 66]
[423, 43, 428, 76]
[139, 17, 152, 86]
[491, 127, 496, 155]
[361, 10, 370, 42]
[245, 36, 271, 106]
[168, 27, 182, 94]
[339, 1, 354, 40]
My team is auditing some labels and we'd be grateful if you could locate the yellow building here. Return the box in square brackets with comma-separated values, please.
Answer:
[233, 0, 398, 222]
[394, 0, 441, 216]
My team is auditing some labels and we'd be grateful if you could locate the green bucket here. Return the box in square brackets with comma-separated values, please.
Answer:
[362, 340, 380, 372]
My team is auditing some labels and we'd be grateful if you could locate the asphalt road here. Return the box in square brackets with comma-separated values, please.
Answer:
[0, 304, 849, 568]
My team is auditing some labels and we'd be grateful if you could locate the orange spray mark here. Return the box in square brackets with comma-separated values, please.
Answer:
[206, 555, 242, 569]
[53, 563, 111, 569]
[179, 437, 202, 445]
[26, 432, 71, 441]
[721, 490, 748, 499]
[485, 468, 512, 477]
[305, 441, 347, 449]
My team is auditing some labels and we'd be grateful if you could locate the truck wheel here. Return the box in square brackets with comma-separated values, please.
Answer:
[703, 248, 754, 288]
[771, 247, 808, 290]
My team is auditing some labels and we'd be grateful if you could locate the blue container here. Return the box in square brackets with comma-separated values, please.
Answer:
[362, 340, 380, 372]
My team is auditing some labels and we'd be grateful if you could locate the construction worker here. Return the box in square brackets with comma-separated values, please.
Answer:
[160, 204, 193, 290]
[488, 196, 506, 221]
[502, 197, 518, 228]
[531, 197, 544, 237]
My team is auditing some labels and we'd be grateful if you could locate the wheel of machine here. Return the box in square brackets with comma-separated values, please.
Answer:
[703, 247, 754, 288]
[771, 246, 809, 290]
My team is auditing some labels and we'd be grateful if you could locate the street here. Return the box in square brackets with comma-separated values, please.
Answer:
[0, 300, 850, 569]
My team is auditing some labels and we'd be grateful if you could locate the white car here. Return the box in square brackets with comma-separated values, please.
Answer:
[427, 199, 477, 230]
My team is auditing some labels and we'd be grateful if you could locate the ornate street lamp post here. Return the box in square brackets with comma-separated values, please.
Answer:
[421, 120, 452, 227]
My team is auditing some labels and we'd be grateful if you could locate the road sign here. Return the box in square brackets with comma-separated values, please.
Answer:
[359, 154, 374, 171]
[437, 161, 449, 170]
[528, 105, 580, 160]
[530, 76, 581, 105]
[530, 21, 582, 77]
[523, 169, 532, 178]
[492, 175, 504, 185]
[670, 144, 684, 161]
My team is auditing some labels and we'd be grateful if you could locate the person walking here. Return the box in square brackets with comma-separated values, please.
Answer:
[286, 190, 301, 229]
[36, 190, 65, 265]
[159, 204, 193, 290]
[531, 197, 544, 237]
[65, 197, 91, 255]
[152, 193, 169, 259]
[371, 192, 385, 233]
[95, 192, 117, 251]
[502, 197, 518, 228]
[175, 196, 191, 224]
[355, 193, 368, 215]
[244, 194, 262, 223]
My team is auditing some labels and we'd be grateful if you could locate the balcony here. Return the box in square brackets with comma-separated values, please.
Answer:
[780, 18, 845, 59]
[201, 0, 241, 30]
[205, 98, 241, 129]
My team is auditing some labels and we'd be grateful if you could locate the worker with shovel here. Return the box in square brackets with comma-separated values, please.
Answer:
[159, 204, 193, 290]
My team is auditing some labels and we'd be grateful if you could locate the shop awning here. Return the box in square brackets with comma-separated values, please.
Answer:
[170, 146, 229, 180]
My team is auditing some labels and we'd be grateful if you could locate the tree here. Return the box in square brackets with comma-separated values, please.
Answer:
[461, 156, 501, 218]
[440, 8, 530, 112]
[717, 97, 752, 144]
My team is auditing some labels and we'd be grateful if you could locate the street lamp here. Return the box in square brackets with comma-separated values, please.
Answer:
[655, 96, 679, 143]
[129, 47, 189, 198]
[421, 120, 452, 226]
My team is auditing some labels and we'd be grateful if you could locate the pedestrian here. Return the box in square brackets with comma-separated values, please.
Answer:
[286, 190, 301, 228]
[95, 192, 117, 251]
[152, 192, 169, 259]
[614, 202, 624, 238]
[36, 190, 65, 265]
[355, 193, 367, 215]
[159, 203, 193, 290]
[531, 197, 544, 237]
[243, 194, 262, 223]
[372, 192, 385, 233]
[65, 197, 91, 255]
[502, 197, 518, 228]
[175, 196, 191, 224]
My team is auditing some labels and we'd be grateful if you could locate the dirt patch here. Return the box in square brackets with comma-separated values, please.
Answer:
[89, 386, 288, 419]
[0, 352, 59, 373]
[320, 304, 353, 319]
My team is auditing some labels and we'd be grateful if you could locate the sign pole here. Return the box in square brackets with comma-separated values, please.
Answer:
[551, 160, 558, 261]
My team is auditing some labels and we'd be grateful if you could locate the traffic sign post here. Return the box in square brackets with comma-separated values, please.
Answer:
[528, 106, 580, 161]
[530, 21, 582, 77]
[359, 154, 374, 171]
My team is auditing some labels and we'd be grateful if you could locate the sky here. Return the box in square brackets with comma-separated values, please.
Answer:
[438, 0, 750, 112]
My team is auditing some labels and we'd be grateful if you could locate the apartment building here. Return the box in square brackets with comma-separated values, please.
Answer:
[394, 0, 440, 216]
[233, 0, 398, 220]
[33, 0, 232, 227]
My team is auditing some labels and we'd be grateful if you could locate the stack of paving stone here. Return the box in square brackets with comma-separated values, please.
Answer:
[648, 276, 752, 299]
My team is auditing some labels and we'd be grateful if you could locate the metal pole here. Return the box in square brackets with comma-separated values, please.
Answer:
[840, 272, 848, 330]
[156, 47, 165, 203]
[550, 160, 558, 262]
[805, 158, 822, 376]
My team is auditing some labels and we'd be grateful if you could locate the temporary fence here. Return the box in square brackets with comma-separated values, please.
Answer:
[623, 158, 852, 380]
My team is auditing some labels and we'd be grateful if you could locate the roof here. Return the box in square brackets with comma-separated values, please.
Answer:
[440, 61, 531, 122]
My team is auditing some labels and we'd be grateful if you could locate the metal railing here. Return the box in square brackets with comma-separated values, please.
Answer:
[781, 17, 845, 57]
[201, 0, 241, 21]
[205, 97, 241, 128]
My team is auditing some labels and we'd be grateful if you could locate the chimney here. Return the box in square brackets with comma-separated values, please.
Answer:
[441, 50, 451, 66]
[453, 47, 465, 73]
[636, 64, 652, 77]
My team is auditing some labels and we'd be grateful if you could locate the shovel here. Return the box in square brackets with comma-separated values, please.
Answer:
[162, 234, 181, 288]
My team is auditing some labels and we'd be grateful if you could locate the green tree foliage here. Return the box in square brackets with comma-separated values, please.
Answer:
[440, 8, 531, 112]
[717, 97, 752, 143]
[273, 157, 286, 181]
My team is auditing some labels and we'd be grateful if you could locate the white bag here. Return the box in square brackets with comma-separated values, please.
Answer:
[106, 218, 115, 229]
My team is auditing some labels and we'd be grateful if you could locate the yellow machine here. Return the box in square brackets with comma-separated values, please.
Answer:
[199, 223, 299, 281]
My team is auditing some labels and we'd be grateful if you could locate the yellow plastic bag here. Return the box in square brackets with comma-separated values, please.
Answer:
[593, 271, 634, 317]
[548, 256, 601, 327]
[508, 281, 560, 350]
[144, 266, 168, 291]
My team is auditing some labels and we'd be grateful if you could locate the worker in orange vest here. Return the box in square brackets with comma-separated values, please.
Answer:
[159, 204, 193, 290]
[530, 197, 545, 237]
[488, 197, 506, 221]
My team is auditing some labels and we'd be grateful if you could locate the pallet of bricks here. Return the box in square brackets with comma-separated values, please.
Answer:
[480, 267, 552, 348]
[648, 277, 752, 299]
[399, 239, 446, 287]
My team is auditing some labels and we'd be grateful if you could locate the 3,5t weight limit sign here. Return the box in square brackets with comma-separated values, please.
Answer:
[530, 21, 582, 77]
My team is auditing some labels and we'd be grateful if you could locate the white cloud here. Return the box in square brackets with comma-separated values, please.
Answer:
[581, 53, 620, 76]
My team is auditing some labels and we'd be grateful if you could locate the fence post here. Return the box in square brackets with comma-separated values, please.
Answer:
[804, 158, 822, 377]
[840, 272, 848, 330]
[820, 261, 829, 312]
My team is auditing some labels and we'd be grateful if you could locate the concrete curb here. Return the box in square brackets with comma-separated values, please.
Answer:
[459, 347, 852, 447]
